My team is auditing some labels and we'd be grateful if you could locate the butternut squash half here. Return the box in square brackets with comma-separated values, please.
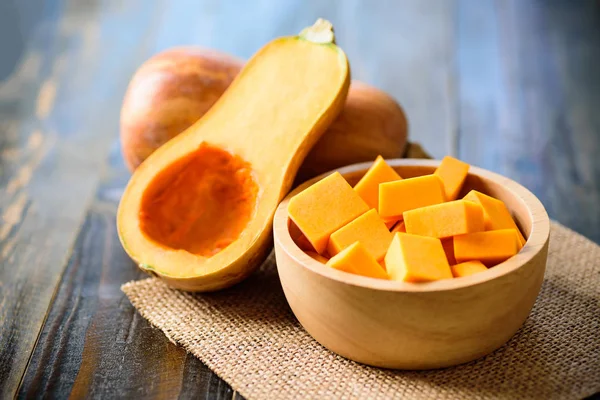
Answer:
[117, 19, 350, 291]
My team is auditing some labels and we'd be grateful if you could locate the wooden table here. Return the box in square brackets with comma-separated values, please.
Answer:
[1, 0, 599, 398]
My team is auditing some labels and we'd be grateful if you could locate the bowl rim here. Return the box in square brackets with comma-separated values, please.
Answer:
[274, 158, 550, 292]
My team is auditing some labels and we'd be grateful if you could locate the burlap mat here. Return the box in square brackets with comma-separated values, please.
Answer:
[121, 144, 599, 399]
[122, 220, 599, 399]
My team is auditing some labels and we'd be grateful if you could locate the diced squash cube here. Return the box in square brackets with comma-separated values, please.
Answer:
[305, 251, 329, 264]
[451, 260, 487, 278]
[327, 209, 392, 261]
[383, 216, 400, 229]
[463, 190, 526, 246]
[295, 234, 315, 252]
[354, 156, 402, 210]
[454, 229, 521, 266]
[379, 259, 387, 271]
[403, 200, 484, 238]
[384, 233, 452, 282]
[288, 172, 369, 254]
[434, 156, 470, 200]
[289, 221, 316, 251]
[390, 221, 406, 234]
[288, 219, 303, 241]
[326, 242, 389, 279]
[379, 175, 445, 219]
[441, 237, 456, 265]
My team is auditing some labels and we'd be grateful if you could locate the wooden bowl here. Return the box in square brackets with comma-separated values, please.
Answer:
[273, 159, 550, 369]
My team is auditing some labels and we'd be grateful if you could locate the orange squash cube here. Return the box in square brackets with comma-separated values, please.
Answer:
[453, 229, 521, 266]
[326, 241, 388, 279]
[305, 251, 329, 264]
[295, 234, 315, 252]
[403, 200, 484, 239]
[434, 156, 470, 200]
[384, 233, 452, 282]
[327, 209, 392, 261]
[289, 221, 316, 251]
[383, 216, 400, 229]
[463, 190, 526, 246]
[288, 219, 303, 241]
[441, 237, 456, 265]
[288, 172, 369, 254]
[390, 221, 406, 234]
[379, 175, 445, 219]
[451, 260, 488, 278]
[353, 156, 402, 210]
[379, 259, 387, 271]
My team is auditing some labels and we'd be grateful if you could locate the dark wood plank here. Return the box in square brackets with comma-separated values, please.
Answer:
[0, 0, 167, 397]
[18, 144, 239, 399]
[457, 0, 600, 243]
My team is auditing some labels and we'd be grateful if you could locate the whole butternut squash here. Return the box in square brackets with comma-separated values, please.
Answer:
[120, 47, 408, 177]
[120, 47, 243, 170]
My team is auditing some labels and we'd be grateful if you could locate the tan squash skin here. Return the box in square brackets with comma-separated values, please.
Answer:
[117, 20, 351, 292]
[120, 47, 243, 170]
[120, 52, 407, 178]
[298, 81, 408, 180]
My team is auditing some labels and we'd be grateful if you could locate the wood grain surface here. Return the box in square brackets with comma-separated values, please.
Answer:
[0, 0, 598, 398]
[18, 145, 241, 399]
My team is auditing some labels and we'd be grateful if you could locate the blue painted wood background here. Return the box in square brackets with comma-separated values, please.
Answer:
[1, 0, 599, 398]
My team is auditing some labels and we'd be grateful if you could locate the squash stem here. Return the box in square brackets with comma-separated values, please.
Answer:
[299, 18, 335, 45]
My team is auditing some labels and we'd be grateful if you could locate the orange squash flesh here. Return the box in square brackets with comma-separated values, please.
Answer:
[441, 237, 456, 265]
[384, 217, 400, 229]
[117, 20, 350, 291]
[305, 250, 329, 264]
[390, 221, 406, 234]
[288, 220, 304, 242]
[403, 200, 484, 239]
[463, 190, 526, 246]
[288, 172, 369, 254]
[288, 156, 528, 282]
[295, 235, 316, 252]
[434, 156, 470, 201]
[289, 220, 316, 251]
[384, 233, 452, 282]
[140, 144, 257, 256]
[453, 229, 521, 266]
[327, 209, 392, 261]
[326, 241, 389, 279]
[353, 155, 402, 210]
[379, 175, 445, 219]
[451, 260, 488, 278]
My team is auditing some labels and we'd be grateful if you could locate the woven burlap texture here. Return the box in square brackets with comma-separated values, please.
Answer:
[122, 222, 600, 400]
